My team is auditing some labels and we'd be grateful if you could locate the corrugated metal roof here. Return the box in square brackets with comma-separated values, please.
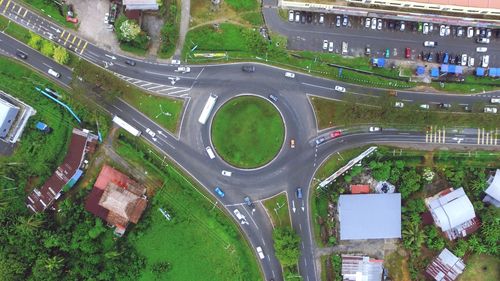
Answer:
[429, 188, 476, 231]
[426, 248, 465, 281]
[338, 193, 401, 240]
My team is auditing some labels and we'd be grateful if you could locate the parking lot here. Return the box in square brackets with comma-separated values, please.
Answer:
[276, 10, 499, 67]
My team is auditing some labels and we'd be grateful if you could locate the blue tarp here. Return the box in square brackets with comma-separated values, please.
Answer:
[443, 53, 449, 64]
[371, 58, 385, 67]
[35, 122, 48, 131]
[431, 68, 439, 77]
[440, 64, 462, 74]
[416, 66, 425, 75]
[476, 68, 485, 76]
[66, 169, 83, 189]
[489, 68, 499, 77]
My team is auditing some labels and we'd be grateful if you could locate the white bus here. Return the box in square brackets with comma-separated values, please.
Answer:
[112, 116, 141, 137]
[198, 94, 218, 125]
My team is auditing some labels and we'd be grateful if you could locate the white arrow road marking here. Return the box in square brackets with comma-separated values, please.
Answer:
[105, 54, 116, 60]
[301, 201, 305, 212]
[292, 200, 296, 213]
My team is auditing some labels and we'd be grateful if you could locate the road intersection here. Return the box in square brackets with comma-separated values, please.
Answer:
[0, 2, 499, 281]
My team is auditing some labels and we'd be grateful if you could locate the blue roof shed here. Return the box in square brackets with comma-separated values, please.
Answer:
[490, 68, 499, 77]
[431, 68, 439, 77]
[371, 58, 385, 67]
[416, 66, 425, 75]
[476, 67, 485, 76]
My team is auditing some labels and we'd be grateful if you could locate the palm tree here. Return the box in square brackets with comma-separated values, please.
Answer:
[15, 215, 44, 235]
[402, 221, 426, 254]
[44, 256, 64, 272]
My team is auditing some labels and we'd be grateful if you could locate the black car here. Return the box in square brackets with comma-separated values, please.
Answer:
[242, 65, 255, 72]
[306, 13, 312, 23]
[388, 21, 395, 30]
[300, 12, 306, 24]
[454, 55, 460, 65]
[16, 51, 27, 59]
[124, 59, 136, 66]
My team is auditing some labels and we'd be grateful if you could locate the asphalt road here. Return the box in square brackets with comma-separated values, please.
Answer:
[263, 0, 500, 66]
[1, 2, 500, 281]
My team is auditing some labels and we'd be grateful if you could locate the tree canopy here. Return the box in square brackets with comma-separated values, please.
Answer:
[272, 227, 301, 268]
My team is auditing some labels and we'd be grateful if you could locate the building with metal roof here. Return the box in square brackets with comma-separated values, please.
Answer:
[338, 193, 401, 240]
[122, 0, 158, 10]
[483, 169, 500, 207]
[425, 248, 465, 281]
[341, 255, 384, 281]
[0, 91, 36, 144]
[427, 187, 480, 240]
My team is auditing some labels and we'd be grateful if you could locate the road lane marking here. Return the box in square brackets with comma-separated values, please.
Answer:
[63, 32, 71, 45]
[22, 8, 27, 17]
[442, 127, 446, 144]
[79, 41, 88, 54]
[301, 82, 333, 91]
[3, 0, 11, 14]
[0, 0, 4, 8]
[59, 30, 65, 38]
[477, 128, 480, 144]
[71, 35, 77, 45]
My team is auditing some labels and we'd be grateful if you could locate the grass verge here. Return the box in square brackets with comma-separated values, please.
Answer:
[262, 192, 291, 228]
[460, 254, 500, 281]
[114, 133, 262, 281]
[20, 0, 75, 29]
[190, 0, 261, 27]
[211, 95, 285, 168]
[310, 95, 500, 130]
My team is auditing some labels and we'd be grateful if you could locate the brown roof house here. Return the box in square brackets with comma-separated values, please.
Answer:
[85, 165, 147, 236]
[426, 248, 466, 281]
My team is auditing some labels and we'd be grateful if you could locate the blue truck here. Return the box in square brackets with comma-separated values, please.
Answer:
[35, 122, 52, 133]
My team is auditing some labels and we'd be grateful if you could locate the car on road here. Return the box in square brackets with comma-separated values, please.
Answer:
[331, 130, 342, 138]
[296, 187, 303, 199]
[377, 19, 382, 30]
[233, 209, 249, 225]
[171, 59, 181, 65]
[477, 38, 490, 44]
[290, 138, 295, 148]
[315, 136, 325, 145]
[295, 12, 300, 23]
[369, 127, 381, 132]
[420, 104, 430, 109]
[16, 51, 27, 59]
[467, 27, 474, 38]
[288, 10, 294, 22]
[423, 41, 437, 47]
[214, 187, 225, 198]
[256, 246, 265, 259]
[491, 98, 500, 104]
[145, 128, 156, 138]
[394, 102, 404, 108]
[328, 41, 334, 52]
[484, 107, 497, 114]
[476, 47, 487, 53]
[482, 55, 489, 67]
[371, 17, 377, 29]
[365, 18, 371, 28]
[336, 16, 341, 27]
[439, 103, 452, 109]
[334, 85, 346, 92]
[205, 146, 216, 159]
[47, 68, 61, 78]
[284, 72, 295, 78]
[405, 48, 411, 58]
[322, 40, 328, 50]
[268, 94, 278, 102]
[468, 57, 475, 67]
[319, 13, 324, 24]
[342, 15, 348, 26]
[423, 23, 429, 34]
[242, 65, 255, 72]
[244, 196, 254, 207]
[222, 170, 232, 177]
[124, 59, 136, 66]
[439, 25, 446, 36]
[461, 54, 468, 66]
[176, 66, 190, 73]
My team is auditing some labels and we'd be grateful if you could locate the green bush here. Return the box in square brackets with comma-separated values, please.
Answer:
[159, 2, 179, 58]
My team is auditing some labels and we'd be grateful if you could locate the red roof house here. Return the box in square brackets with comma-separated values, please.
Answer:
[350, 184, 370, 194]
[85, 165, 147, 236]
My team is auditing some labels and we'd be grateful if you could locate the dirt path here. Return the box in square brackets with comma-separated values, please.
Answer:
[174, 0, 191, 58]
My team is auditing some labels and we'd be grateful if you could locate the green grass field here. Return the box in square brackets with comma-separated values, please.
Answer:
[211, 96, 284, 168]
[114, 135, 261, 281]
[262, 193, 291, 228]
[121, 91, 184, 134]
[185, 24, 250, 52]
[20, 0, 75, 29]
[459, 254, 499, 281]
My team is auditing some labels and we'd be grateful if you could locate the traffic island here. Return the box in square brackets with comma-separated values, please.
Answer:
[211, 95, 285, 169]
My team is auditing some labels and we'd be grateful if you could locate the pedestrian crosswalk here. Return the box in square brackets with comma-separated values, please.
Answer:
[113, 73, 191, 97]
[425, 126, 446, 143]
[477, 128, 498, 145]
[59, 30, 88, 54]
[425, 126, 498, 146]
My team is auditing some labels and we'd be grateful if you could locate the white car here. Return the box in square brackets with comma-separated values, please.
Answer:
[482, 55, 489, 67]
[445, 26, 450, 36]
[423, 23, 429, 34]
[284, 72, 295, 78]
[328, 41, 334, 52]
[175, 66, 190, 73]
[377, 19, 382, 30]
[423, 41, 437, 47]
[322, 40, 328, 50]
[468, 57, 475, 67]
[319, 13, 324, 24]
[205, 146, 216, 159]
[323, 40, 328, 50]
[484, 107, 497, 114]
[365, 18, 371, 28]
[171, 59, 181, 65]
[288, 10, 294, 22]
[395, 102, 404, 108]
[256, 246, 265, 259]
[334, 85, 346, 93]
[477, 38, 490, 44]
[222, 170, 232, 177]
[467, 27, 474, 38]
[420, 104, 430, 109]
[476, 47, 487, 53]
[48, 68, 60, 78]
[439, 25, 446, 36]
[371, 17, 377, 30]
[400, 21, 405, 31]
[145, 128, 156, 138]
[369, 127, 381, 132]
[233, 209, 249, 225]
[461, 54, 467, 66]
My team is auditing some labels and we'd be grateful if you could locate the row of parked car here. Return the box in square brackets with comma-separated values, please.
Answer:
[418, 50, 489, 67]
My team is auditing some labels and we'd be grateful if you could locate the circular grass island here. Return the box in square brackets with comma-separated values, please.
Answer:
[211, 95, 285, 169]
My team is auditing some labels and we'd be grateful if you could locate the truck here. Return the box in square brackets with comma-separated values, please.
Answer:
[198, 94, 218, 125]
[112, 116, 141, 137]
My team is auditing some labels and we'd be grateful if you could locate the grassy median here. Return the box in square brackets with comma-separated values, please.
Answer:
[262, 192, 291, 228]
[211, 96, 285, 168]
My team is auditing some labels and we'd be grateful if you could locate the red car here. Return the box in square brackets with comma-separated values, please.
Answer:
[66, 16, 78, 24]
[331, 130, 342, 138]
[405, 47, 411, 58]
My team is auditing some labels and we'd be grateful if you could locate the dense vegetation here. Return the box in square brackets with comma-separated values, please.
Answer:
[272, 227, 302, 281]
[159, 0, 180, 58]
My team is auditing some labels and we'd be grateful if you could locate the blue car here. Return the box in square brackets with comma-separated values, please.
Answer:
[296, 187, 303, 199]
[214, 187, 225, 198]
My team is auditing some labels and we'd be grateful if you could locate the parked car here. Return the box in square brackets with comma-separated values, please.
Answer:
[288, 10, 294, 22]
[482, 55, 489, 67]
[385, 48, 390, 58]
[322, 40, 328, 50]
[334, 85, 346, 92]
[300, 12, 306, 24]
[242, 65, 255, 72]
[328, 41, 334, 52]
[468, 57, 475, 67]
[420, 104, 430, 109]
[400, 21, 405, 31]
[371, 17, 377, 30]
[295, 12, 300, 23]
[394, 102, 404, 108]
[365, 45, 371, 56]
[171, 59, 181, 65]
[336, 16, 341, 27]
[445, 26, 450, 36]
[423, 23, 429, 34]
[296, 187, 303, 199]
[405, 48, 411, 58]
[268, 94, 278, 102]
[331, 130, 342, 138]
[284, 72, 295, 78]
[423, 41, 437, 47]
[16, 51, 27, 59]
[477, 37, 490, 44]
[476, 47, 487, 53]
[461, 54, 468, 66]
[306, 13, 312, 23]
[319, 13, 324, 24]
[365, 18, 371, 28]
[369, 126, 381, 132]
[439, 25, 446, 36]
[467, 27, 474, 38]
[484, 107, 497, 114]
[457, 27, 464, 37]
[486, 29, 492, 38]
[377, 19, 382, 30]
[214, 187, 225, 198]
[342, 15, 348, 26]
[440, 103, 452, 109]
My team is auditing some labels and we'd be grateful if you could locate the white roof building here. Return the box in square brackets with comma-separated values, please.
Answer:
[428, 188, 479, 240]
[122, 0, 159, 10]
[0, 97, 19, 139]
[483, 169, 500, 207]
[0, 91, 35, 144]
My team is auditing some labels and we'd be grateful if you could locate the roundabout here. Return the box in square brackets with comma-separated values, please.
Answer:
[211, 95, 285, 169]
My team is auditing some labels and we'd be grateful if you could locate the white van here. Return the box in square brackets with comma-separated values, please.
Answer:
[205, 146, 215, 159]
[48, 68, 60, 78]
[491, 98, 500, 104]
